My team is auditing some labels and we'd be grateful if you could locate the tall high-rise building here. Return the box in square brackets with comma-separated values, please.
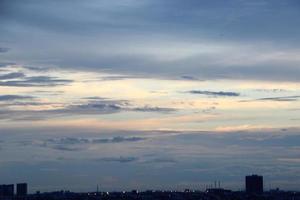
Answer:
[0, 184, 14, 196]
[0, 185, 3, 196]
[245, 175, 263, 194]
[17, 183, 28, 196]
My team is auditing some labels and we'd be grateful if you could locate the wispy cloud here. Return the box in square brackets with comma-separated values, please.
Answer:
[96, 156, 138, 163]
[242, 95, 300, 102]
[0, 96, 178, 121]
[91, 136, 147, 144]
[0, 47, 9, 53]
[256, 96, 300, 102]
[46, 136, 147, 145]
[0, 72, 25, 80]
[28, 136, 148, 151]
[188, 90, 240, 97]
[0, 76, 72, 87]
[0, 95, 33, 101]
[133, 106, 176, 113]
[180, 75, 201, 81]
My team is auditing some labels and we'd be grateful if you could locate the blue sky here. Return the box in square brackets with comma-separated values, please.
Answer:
[1, 0, 300, 192]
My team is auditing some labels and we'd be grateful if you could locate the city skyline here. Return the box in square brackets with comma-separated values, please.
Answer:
[0, 0, 300, 192]
[0, 174, 283, 194]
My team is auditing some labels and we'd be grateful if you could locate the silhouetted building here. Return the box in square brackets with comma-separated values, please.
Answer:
[17, 183, 28, 196]
[246, 175, 263, 194]
[0, 184, 14, 196]
[0, 185, 3, 196]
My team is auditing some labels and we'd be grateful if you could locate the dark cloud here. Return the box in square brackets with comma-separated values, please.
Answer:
[50, 145, 83, 152]
[188, 90, 240, 97]
[45, 100, 176, 115]
[82, 96, 107, 100]
[0, 97, 177, 121]
[92, 136, 146, 144]
[1, 0, 298, 40]
[1, 0, 300, 82]
[180, 75, 200, 81]
[0, 47, 9, 53]
[0, 72, 25, 80]
[52, 100, 129, 115]
[0, 76, 72, 87]
[242, 95, 300, 102]
[46, 136, 146, 146]
[46, 137, 89, 145]
[0, 95, 33, 101]
[75, 102, 123, 111]
[30, 136, 147, 152]
[23, 66, 50, 72]
[133, 106, 176, 113]
[96, 156, 138, 163]
[256, 96, 300, 102]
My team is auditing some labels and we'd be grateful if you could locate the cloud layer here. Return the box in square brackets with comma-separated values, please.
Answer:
[1, 0, 300, 82]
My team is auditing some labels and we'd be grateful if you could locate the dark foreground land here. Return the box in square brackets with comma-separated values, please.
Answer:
[5, 189, 300, 200]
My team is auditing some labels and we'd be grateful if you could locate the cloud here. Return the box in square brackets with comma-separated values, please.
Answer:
[96, 156, 138, 163]
[51, 100, 175, 115]
[188, 90, 240, 97]
[28, 136, 148, 151]
[133, 106, 176, 113]
[82, 96, 107, 100]
[46, 136, 147, 145]
[50, 145, 83, 152]
[92, 136, 147, 144]
[0, 95, 33, 101]
[0, 72, 25, 80]
[17, 136, 147, 153]
[0, 97, 177, 121]
[1, 1, 300, 82]
[0, 47, 9, 53]
[23, 66, 51, 72]
[45, 137, 90, 145]
[256, 96, 300, 102]
[78, 98, 177, 115]
[0, 76, 72, 87]
[242, 95, 300, 102]
[54, 100, 129, 115]
[180, 75, 200, 81]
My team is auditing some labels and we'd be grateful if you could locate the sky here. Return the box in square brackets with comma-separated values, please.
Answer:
[1, 0, 300, 193]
